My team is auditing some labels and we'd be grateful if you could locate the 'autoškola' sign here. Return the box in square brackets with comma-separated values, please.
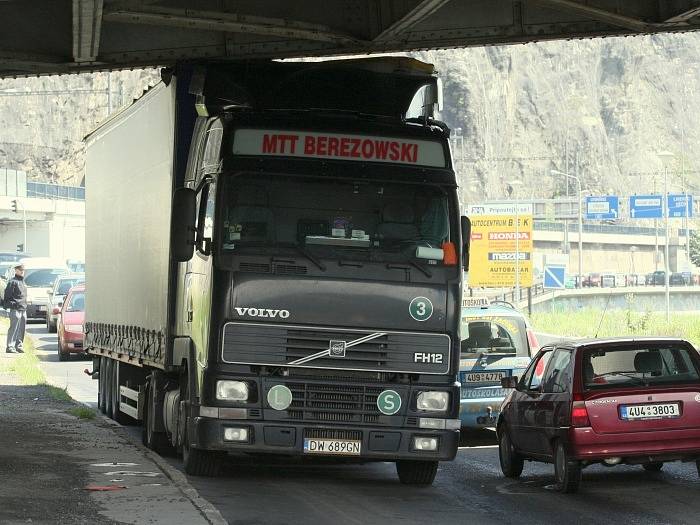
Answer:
[467, 204, 533, 288]
[232, 129, 446, 167]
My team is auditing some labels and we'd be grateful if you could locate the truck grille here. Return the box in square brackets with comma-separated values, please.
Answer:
[264, 381, 406, 426]
[222, 322, 450, 374]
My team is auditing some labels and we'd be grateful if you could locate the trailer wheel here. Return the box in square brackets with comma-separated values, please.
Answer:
[142, 378, 174, 455]
[97, 357, 107, 414]
[109, 360, 133, 425]
[104, 359, 113, 416]
[396, 460, 439, 486]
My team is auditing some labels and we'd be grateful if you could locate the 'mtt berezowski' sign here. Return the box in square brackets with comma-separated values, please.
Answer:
[233, 129, 446, 168]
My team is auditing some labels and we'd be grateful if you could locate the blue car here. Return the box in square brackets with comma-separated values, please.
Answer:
[459, 302, 537, 428]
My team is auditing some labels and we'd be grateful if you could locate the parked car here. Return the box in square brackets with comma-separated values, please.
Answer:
[57, 284, 85, 360]
[19, 258, 70, 320]
[46, 273, 85, 332]
[600, 272, 616, 288]
[459, 300, 537, 429]
[582, 273, 601, 287]
[647, 270, 666, 286]
[497, 337, 700, 493]
[672, 272, 690, 286]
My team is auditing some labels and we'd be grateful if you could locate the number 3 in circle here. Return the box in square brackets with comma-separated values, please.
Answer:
[409, 296, 434, 321]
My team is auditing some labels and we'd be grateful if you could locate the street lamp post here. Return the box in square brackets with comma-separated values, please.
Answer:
[658, 151, 675, 324]
[551, 170, 583, 288]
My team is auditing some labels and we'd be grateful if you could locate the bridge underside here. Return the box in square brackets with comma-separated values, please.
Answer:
[1, 1, 700, 77]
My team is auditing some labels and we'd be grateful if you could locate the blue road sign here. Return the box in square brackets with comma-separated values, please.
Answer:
[585, 196, 619, 220]
[667, 194, 693, 218]
[629, 195, 663, 219]
[544, 265, 566, 289]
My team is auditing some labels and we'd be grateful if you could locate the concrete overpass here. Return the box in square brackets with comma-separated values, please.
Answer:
[1, 1, 700, 77]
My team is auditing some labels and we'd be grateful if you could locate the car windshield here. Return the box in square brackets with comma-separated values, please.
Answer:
[460, 315, 528, 357]
[24, 269, 65, 288]
[583, 345, 700, 389]
[65, 291, 85, 312]
[221, 174, 451, 264]
[57, 278, 84, 295]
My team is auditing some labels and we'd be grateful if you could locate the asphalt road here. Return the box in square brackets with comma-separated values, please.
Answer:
[29, 324, 700, 525]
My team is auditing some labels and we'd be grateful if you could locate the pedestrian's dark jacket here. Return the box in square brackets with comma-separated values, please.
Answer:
[3, 275, 27, 311]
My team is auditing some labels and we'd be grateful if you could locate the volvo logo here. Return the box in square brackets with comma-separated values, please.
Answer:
[329, 340, 347, 357]
[234, 307, 290, 319]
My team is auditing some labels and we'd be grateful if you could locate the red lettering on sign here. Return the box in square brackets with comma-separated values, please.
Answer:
[350, 138, 361, 157]
[328, 137, 339, 157]
[362, 139, 374, 158]
[374, 140, 389, 160]
[389, 142, 400, 161]
[286, 134, 299, 154]
[340, 138, 350, 157]
[317, 136, 328, 156]
[262, 134, 278, 154]
[400, 143, 413, 162]
[304, 135, 315, 155]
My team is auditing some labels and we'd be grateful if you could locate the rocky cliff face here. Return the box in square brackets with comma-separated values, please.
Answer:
[0, 69, 160, 185]
[416, 32, 700, 206]
[0, 32, 698, 204]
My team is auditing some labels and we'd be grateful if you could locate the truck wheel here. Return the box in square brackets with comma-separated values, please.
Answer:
[142, 379, 174, 455]
[104, 359, 114, 416]
[98, 357, 107, 414]
[498, 427, 524, 478]
[643, 462, 663, 472]
[183, 443, 222, 477]
[109, 360, 133, 425]
[554, 441, 581, 493]
[396, 460, 439, 486]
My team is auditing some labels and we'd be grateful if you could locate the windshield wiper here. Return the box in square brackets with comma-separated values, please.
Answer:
[592, 371, 646, 384]
[279, 242, 326, 271]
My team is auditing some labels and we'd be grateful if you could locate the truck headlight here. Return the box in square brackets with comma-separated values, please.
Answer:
[216, 380, 249, 401]
[416, 391, 448, 412]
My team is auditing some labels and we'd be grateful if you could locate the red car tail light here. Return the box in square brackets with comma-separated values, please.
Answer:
[571, 400, 590, 427]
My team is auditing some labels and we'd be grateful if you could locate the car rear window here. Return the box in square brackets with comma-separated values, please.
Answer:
[57, 279, 84, 295]
[582, 345, 700, 389]
[460, 316, 528, 357]
[66, 292, 85, 312]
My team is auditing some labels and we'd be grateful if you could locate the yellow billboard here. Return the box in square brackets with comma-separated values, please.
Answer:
[467, 204, 533, 288]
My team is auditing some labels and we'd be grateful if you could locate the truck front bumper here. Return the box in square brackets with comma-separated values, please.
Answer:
[190, 417, 459, 461]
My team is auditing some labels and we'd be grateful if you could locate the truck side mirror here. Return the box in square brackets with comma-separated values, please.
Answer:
[460, 215, 471, 271]
[171, 188, 197, 262]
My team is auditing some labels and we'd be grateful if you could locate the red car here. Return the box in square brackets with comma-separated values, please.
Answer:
[57, 284, 85, 361]
[497, 337, 700, 492]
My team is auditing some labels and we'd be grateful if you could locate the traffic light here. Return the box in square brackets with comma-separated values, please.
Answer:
[16, 243, 23, 253]
[10, 199, 17, 213]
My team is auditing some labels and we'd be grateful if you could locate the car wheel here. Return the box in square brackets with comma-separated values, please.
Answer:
[49, 320, 57, 334]
[57, 340, 67, 361]
[643, 462, 663, 472]
[696, 460, 700, 478]
[554, 441, 581, 493]
[498, 427, 524, 479]
[396, 460, 439, 486]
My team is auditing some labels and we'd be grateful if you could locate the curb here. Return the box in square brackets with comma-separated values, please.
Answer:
[98, 414, 229, 525]
[26, 332, 228, 525]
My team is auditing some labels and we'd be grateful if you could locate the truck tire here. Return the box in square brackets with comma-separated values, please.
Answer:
[142, 379, 174, 455]
[396, 460, 439, 486]
[98, 357, 107, 414]
[183, 444, 222, 477]
[109, 360, 133, 425]
[104, 359, 114, 416]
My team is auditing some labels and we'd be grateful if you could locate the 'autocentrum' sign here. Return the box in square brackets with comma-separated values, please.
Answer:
[467, 204, 533, 288]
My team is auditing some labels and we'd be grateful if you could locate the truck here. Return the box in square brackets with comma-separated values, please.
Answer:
[85, 57, 470, 486]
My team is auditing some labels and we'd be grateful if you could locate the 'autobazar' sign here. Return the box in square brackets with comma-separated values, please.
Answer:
[467, 205, 533, 288]
[232, 129, 446, 167]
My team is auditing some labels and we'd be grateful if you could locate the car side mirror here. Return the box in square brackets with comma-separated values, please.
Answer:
[501, 376, 519, 389]
[171, 187, 197, 262]
[460, 215, 471, 271]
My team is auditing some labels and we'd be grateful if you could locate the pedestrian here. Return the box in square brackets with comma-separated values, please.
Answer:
[4, 263, 27, 353]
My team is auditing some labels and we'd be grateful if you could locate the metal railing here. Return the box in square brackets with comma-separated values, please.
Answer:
[26, 182, 84, 201]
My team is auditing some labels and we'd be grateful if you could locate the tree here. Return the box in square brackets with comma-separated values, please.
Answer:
[690, 230, 700, 268]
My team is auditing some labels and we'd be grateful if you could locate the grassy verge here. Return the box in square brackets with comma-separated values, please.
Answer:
[0, 322, 73, 402]
[68, 406, 96, 419]
[531, 309, 700, 347]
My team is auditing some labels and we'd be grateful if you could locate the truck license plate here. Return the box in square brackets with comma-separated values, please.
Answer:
[303, 438, 361, 456]
[463, 371, 505, 383]
[620, 403, 680, 420]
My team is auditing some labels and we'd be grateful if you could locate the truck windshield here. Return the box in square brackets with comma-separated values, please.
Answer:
[221, 174, 451, 264]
